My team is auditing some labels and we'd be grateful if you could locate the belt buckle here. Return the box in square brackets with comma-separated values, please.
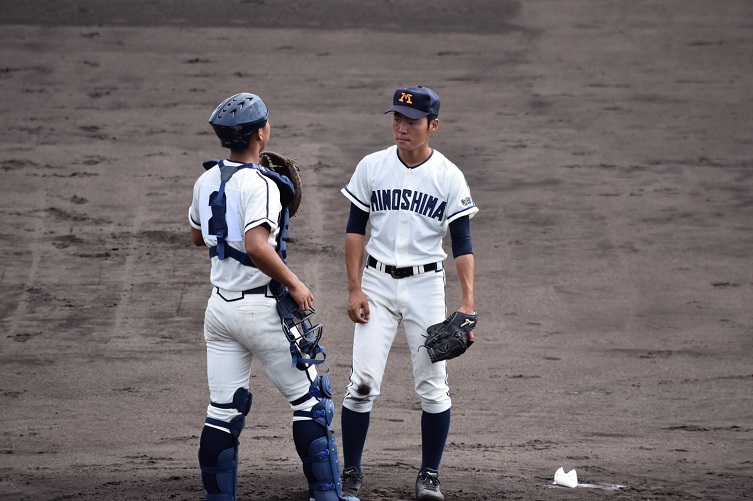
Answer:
[390, 267, 411, 279]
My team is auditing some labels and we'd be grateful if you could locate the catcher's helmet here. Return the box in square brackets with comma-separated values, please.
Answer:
[209, 93, 269, 151]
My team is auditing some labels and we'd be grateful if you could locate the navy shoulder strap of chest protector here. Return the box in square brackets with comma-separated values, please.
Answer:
[203, 159, 296, 268]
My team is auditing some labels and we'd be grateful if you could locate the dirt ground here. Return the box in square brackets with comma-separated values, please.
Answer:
[1, 1, 752, 500]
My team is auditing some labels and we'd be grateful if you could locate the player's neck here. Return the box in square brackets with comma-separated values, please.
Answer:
[398, 146, 432, 168]
[229, 147, 262, 165]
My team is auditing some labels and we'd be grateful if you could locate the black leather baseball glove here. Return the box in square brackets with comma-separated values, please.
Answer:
[422, 311, 477, 363]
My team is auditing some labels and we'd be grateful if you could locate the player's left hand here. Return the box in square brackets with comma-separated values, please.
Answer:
[457, 306, 476, 342]
[422, 310, 478, 363]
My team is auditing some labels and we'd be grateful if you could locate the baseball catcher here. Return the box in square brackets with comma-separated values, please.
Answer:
[191, 92, 358, 501]
[422, 311, 477, 363]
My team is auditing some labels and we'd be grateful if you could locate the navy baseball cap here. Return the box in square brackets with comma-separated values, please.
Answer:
[385, 86, 440, 119]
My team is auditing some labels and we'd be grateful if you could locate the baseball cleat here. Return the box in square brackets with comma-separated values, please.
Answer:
[415, 467, 444, 500]
[341, 466, 363, 498]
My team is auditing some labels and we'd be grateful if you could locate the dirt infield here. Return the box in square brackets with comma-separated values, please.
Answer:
[1, 1, 751, 500]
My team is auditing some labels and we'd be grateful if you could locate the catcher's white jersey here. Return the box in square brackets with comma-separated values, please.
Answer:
[188, 161, 281, 292]
[341, 145, 478, 267]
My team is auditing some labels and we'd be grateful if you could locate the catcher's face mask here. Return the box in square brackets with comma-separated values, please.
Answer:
[276, 293, 327, 371]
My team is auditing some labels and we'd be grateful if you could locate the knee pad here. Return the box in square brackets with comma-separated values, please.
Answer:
[213, 387, 253, 417]
[206, 387, 253, 434]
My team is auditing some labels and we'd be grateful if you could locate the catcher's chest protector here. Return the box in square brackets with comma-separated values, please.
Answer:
[205, 159, 296, 266]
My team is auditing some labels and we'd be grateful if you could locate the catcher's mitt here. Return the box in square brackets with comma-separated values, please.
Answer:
[422, 311, 477, 363]
[260, 151, 303, 217]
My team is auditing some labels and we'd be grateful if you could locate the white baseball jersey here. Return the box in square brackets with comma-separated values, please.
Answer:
[188, 161, 282, 291]
[341, 145, 478, 267]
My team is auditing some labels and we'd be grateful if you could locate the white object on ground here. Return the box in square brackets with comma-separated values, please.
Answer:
[553, 467, 578, 488]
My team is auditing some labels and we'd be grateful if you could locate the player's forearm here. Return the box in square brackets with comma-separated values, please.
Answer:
[454, 253, 475, 313]
[247, 242, 301, 288]
[245, 226, 303, 289]
[345, 232, 365, 291]
[191, 227, 205, 246]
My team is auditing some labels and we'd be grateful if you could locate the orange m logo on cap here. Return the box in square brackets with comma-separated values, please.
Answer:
[399, 92, 413, 104]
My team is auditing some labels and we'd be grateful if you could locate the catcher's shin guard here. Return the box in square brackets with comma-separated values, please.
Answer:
[295, 376, 358, 501]
[199, 388, 253, 501]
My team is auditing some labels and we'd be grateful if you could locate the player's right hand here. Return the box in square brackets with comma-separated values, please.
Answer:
[347, 289, 370, 324]
[289, 282, 314, 313]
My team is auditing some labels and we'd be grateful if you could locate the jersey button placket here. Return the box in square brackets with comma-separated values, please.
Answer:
[395, 173, 412, 260]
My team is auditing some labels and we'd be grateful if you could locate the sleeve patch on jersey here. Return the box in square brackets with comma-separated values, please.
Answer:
[461, 196, 473, 207]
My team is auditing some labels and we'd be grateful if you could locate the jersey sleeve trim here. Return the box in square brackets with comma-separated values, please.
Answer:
[189, 209, 201, 230]
[341, 187, 370, 212]
[244, 217, 277, 232]
[447, 204, 479, 223]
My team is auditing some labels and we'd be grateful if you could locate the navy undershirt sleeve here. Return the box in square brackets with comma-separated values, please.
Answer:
[346, 202, 369, 235]
[449, 215, 473, 257]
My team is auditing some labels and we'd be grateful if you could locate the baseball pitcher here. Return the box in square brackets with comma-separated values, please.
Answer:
[338, 86, 479, 501]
